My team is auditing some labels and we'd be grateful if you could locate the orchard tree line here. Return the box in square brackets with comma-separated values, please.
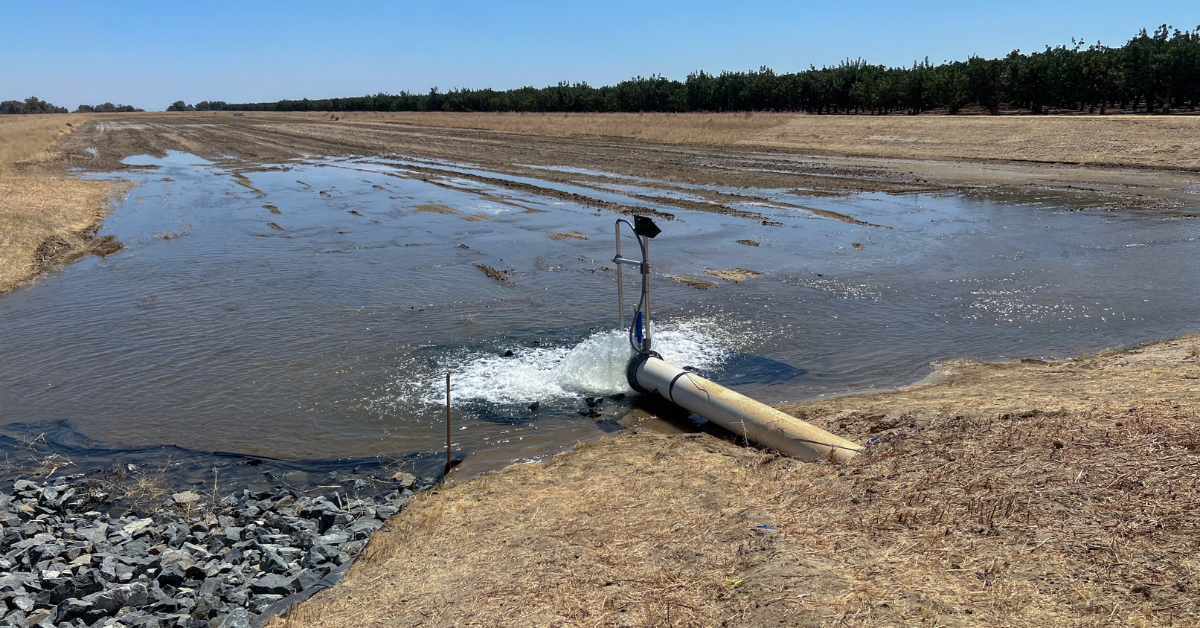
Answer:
[1, 97, 67, 114]
[166, 101, 229, 111]
[212, 25, 1199, 115]
[74, 102, 144, 113]
[0, 96, 143, 114]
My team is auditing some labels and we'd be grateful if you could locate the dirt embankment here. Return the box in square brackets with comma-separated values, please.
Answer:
[0, 114, 127, 294]
[274, 335, 1200, 627]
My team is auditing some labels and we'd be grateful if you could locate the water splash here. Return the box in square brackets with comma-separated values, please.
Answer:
[394, 320, 735, 408]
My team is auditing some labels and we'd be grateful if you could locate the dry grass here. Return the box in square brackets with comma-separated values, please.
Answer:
[274, 111, 1200, 171]
[0, 114, 93, 175]
[0, 113, 124, 294]
[286, 111, 792, 146]
[752, 115, 1200, 170]
[274, 335, 1200, 627]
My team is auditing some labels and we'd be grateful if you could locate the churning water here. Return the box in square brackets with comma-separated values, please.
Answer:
[401, 321, 733, 407]
[2, 151, 1199, 474]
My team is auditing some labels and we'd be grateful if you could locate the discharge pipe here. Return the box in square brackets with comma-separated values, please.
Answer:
[612, 217, 861, 462]
[627, 354, 861, 462]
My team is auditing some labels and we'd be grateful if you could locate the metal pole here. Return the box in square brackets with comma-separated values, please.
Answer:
[615, 222, 624, 330]
[642, 237, 650, 350]
[445, 372, 452, 473]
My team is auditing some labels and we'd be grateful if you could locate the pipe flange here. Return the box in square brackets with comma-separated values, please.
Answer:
[626, 351, 661, 394]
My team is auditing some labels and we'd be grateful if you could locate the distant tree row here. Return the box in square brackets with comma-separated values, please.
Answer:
[0, 97, 144, 114]
[75, 103, 144, 113]
[167, 101, 228, 112]
[1, 97, 68, 114]
[219, 25, 1200, 115]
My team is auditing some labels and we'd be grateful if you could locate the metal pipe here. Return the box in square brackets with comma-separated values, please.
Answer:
[629, 356, 861, 462]
[614, 222, 624, 330]
[642, 237, 651, 351]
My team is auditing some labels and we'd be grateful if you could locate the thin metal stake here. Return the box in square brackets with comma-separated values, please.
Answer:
[445, 372, 452, 474]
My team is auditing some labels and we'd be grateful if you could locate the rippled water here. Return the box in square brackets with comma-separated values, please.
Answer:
[2, 152, 1198, 474]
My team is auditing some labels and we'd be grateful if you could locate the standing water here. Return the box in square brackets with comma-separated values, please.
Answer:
[2, 152, 1198, 474]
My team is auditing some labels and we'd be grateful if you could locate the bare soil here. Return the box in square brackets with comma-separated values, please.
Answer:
[48, 114, 1200, 219]
[274, 335, 1200, 628]
[705, 268, 764, 283]
[664, 274, 718, 290]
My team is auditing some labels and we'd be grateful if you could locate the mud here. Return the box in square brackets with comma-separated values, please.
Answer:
[33, 230, 123, 273]
[664, 274, 718, 290]
[44, 116, 1200, 217]
[473, 264, 510, 282]
[547, 231, 588, 241]
[705, 267, 763, 282]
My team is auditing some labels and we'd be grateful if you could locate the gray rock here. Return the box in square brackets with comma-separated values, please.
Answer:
[126, 614, 163, 628]
[341, 540, 365, 558]
[192, 594, 220, 620]
[259, 550, 288, 575]
[157, 564, 187, 588]
[223, 547, 243, 565]
[28, 543, 64, 564]
[171, 492, 201, 506]
[26, 608, 54, 627]
[89, 583, 149, 613]
[248, 593, 282, 614]
[315, 532, 349, 547]
[73, 569, 105, 597]
[219, 608, 251, 628]
[122, 519, 154, 538]
[222, 587, 248, 607]
[347, 519, 381, 541]
[54, 597, 92, 623]
[3, 608, 28, 628]
[198, 577, 221, 598]
[294, 567, 326, 592]
[221, 528, 243, 545]
[35, 579, 74, 607]
[248, 573, 295, 596]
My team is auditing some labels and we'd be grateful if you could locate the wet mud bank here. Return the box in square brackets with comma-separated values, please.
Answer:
[0, 423, 449, 628]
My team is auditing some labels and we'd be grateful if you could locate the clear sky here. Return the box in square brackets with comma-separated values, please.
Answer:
[4, 1, 1196, 111]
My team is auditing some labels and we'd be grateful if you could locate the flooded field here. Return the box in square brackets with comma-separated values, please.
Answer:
[2, 150, 1198, 474]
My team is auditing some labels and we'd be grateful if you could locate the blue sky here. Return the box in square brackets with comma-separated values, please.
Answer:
[4, 1, 1196, 111]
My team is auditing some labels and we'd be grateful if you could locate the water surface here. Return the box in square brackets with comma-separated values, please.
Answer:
[2, 152, 1197, 473]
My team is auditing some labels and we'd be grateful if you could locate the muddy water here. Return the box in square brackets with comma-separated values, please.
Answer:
[2, 152, 1198, 474]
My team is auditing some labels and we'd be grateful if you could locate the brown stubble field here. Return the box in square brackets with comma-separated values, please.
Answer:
[0, 114, 125, 293]
[285, 109, 1200, 170]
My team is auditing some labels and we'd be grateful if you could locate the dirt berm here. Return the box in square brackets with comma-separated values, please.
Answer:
[273, 335, 1200, 627]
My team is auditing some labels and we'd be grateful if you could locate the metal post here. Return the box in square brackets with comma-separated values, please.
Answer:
[642, 237, 650, 351]
[615, 222, 624, 330]
[445, 373, 452, 473]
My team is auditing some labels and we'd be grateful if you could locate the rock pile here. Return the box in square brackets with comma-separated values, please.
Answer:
[1, 471, 433, 627]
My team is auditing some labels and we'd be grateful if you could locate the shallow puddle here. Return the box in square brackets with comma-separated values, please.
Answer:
[2, 151, 1198, 475]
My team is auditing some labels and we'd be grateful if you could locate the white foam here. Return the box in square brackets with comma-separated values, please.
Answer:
[408, 320, 733, 407]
